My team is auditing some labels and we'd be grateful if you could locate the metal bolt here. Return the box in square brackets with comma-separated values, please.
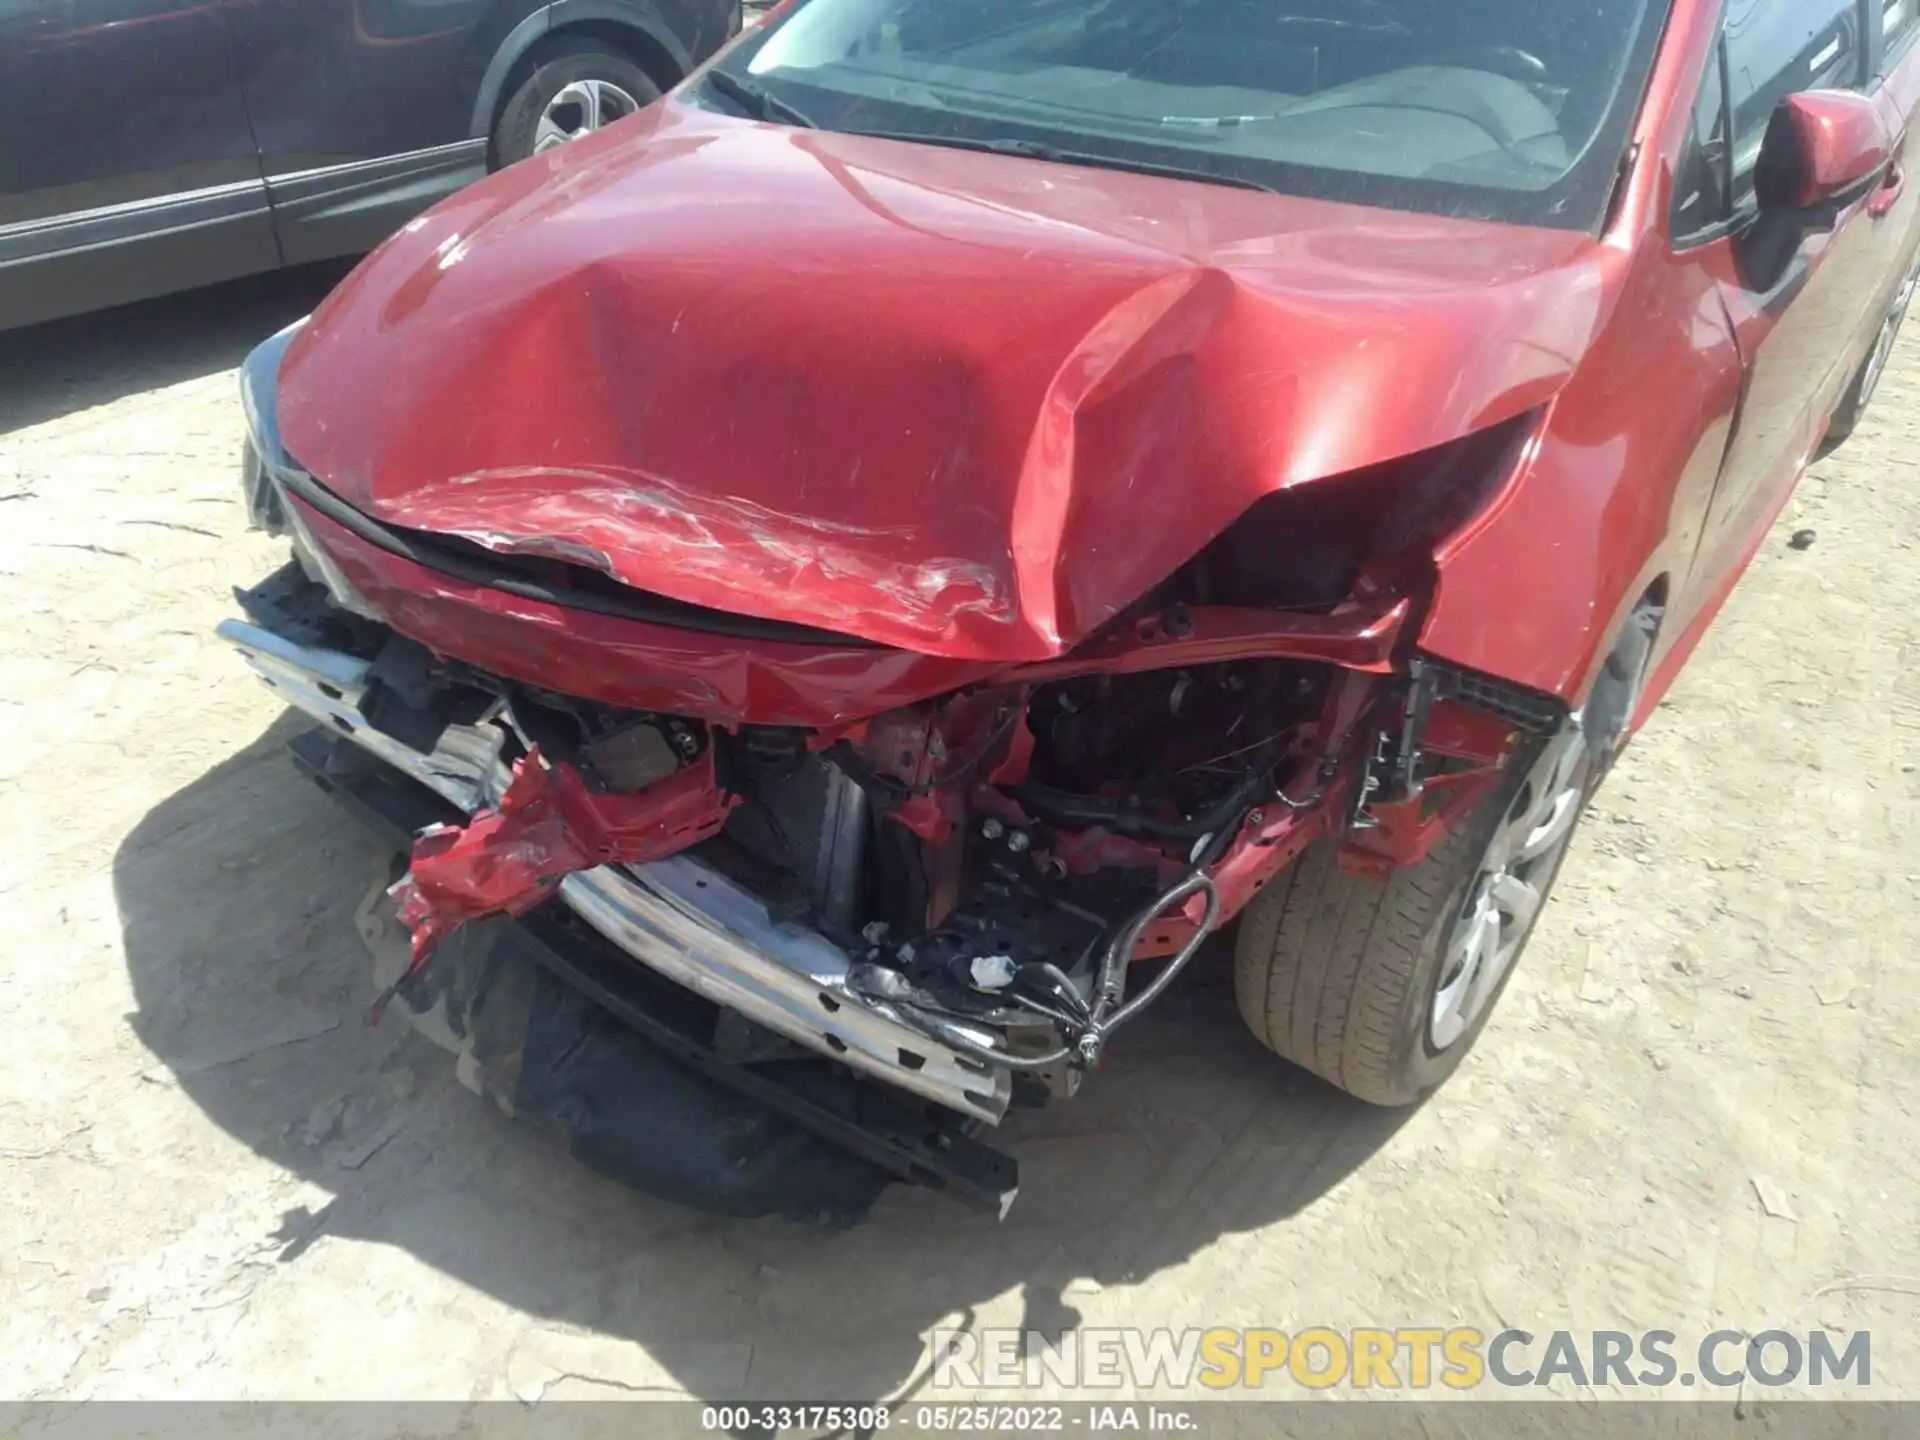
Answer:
[981, 817, 1005, 841]
[1007, 830, 1031, 853]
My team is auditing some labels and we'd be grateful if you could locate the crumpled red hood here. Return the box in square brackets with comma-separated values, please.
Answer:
[279, 100, 1613, 662]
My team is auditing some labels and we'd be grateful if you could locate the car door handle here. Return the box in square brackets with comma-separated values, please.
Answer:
[1870, 163, 1907, 220]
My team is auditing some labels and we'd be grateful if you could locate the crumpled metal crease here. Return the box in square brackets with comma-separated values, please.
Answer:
[276, 100, 1604, 665]
[377, 466, 1014, 645]
[387, 744, 737, 969]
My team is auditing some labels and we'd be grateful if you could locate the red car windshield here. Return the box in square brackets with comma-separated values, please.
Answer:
[711, 0, 1671, 230]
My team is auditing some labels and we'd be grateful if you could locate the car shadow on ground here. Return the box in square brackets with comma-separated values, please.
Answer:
[0, 263, 351, 438]
[114, 719, 1413, 1401]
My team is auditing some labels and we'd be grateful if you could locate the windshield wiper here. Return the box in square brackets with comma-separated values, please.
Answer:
[841, 130, 1277, 194]
[704, 69, 817, 129]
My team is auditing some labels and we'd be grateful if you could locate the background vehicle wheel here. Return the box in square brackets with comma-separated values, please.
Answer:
[1820, 247, 1920, 456]
[491, 38, 661, 169]
[1233, 725, 1591, 1106]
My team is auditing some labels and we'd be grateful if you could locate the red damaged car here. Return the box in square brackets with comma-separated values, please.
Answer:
[221, 0, 1920, 1218]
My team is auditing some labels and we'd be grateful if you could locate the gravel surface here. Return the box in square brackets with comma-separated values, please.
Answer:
[2, 263, 1917, 1405]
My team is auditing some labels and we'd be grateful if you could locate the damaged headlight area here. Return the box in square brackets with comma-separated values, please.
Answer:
[238, 317, 390, 625]
[1154, 408, 1543, 617]
[238, 316, 308, 536]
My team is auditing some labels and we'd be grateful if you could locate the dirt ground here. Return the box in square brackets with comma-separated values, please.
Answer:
[2, 264, 1917, 1410]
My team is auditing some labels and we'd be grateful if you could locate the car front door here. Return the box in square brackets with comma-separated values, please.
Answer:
[0, 0, 276, 329]
[1686, 0, 1902, 584]
[222, 0, 507, 266]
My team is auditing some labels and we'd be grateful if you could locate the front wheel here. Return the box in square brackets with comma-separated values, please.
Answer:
[1234, 725, 1591, 1106]
[1821, 244, 1920, 456]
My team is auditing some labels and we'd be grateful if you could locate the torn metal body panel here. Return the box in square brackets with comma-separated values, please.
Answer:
[318, 730, 1015, 1221]
[390, 744, 737, 967]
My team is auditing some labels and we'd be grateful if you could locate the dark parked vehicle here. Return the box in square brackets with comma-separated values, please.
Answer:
[0, 0, 740, 329]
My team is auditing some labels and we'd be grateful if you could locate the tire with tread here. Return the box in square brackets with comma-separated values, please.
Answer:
[1821, 246, 1920, 456]
[491, 37, 662, 169]
[1234, 737, 1581, 1107]
[1821, 351, 1879, 457]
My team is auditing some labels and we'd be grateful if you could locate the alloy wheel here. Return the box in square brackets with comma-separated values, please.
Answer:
[1429, 727, 1587, 1051]
[534, 78, 641, 153]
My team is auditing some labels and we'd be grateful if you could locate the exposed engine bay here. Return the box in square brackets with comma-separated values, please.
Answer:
[229, 523, 1541, 1133]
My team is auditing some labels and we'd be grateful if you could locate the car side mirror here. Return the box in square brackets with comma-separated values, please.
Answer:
[1756, 89, 1895, 215]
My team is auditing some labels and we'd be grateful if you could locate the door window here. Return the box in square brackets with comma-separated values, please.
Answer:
[1887, 0, 1919, 55]
[1672, 41, 1734, 241]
